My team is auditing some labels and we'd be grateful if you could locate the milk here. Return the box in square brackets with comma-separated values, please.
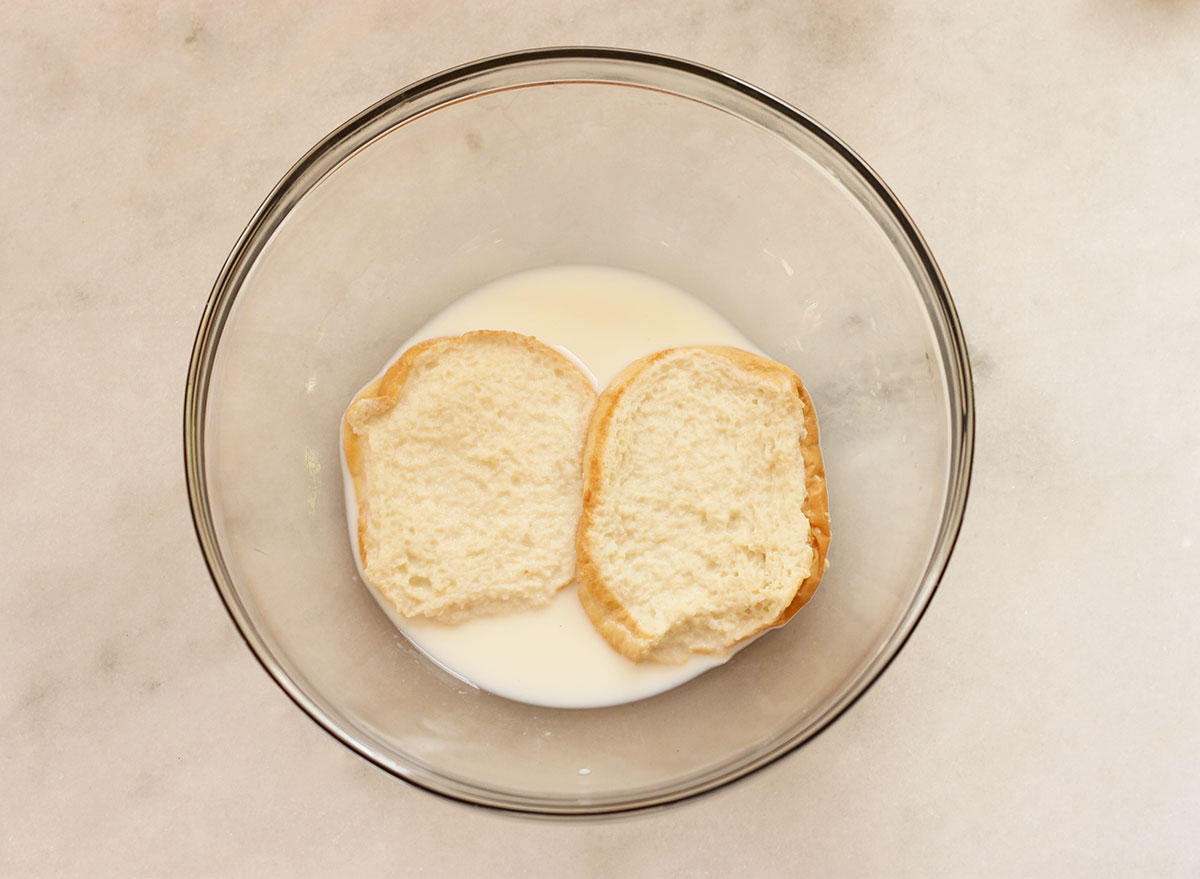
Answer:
[342, 265, 768, 708]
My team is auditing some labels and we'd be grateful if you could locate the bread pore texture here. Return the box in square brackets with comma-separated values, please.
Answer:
[576, 346, 830, 664]
[342, 331, 597, 624]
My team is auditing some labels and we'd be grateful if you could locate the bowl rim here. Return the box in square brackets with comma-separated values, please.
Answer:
[184, 45, 975, 817]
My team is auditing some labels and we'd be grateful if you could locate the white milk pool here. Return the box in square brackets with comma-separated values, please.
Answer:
[343, 265, 769, 708]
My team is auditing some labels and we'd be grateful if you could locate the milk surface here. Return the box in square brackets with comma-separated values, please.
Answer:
[343, 265, 768, 708]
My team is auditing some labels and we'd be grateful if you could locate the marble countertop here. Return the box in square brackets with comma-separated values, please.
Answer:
[4, 2, 1198, 875]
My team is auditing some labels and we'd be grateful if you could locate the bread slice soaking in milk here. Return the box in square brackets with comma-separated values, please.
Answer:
[342, 330, 597, 624]
[576, 346, 831, 664]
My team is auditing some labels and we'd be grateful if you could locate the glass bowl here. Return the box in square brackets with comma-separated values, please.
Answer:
[185, 48, 973, 815]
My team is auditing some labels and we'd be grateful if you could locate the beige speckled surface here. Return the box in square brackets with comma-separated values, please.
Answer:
[3, 2, 1199, 875]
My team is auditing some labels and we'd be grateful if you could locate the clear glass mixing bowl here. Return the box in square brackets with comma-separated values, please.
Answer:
[185, 48, 973, 815]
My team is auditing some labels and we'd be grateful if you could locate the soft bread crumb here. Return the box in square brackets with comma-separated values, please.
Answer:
[342, 331, 597, 623]
[576, 346, 830, 664]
